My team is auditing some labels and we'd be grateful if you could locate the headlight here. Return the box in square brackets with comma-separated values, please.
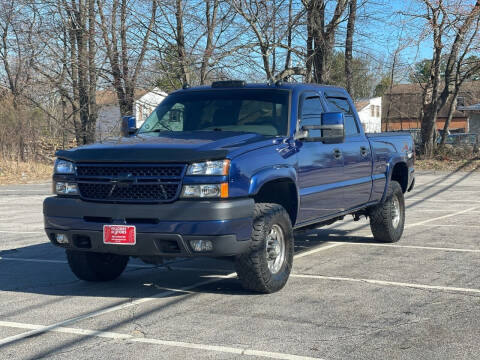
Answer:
[181, 183, 228, 198]
[54, 159, 75, 174]
[186, 160, 230, 176]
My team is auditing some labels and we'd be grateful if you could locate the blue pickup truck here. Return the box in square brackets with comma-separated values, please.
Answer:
[44, 81, 415, 293]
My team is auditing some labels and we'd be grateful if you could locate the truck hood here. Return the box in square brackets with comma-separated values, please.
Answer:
[56, 131, 276, 163]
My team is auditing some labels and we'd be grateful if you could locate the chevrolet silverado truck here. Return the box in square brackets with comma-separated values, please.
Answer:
[44, 81, 415, 293]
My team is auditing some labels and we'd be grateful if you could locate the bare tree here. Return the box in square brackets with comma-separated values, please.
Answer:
[303, 0, 349, 83]
[97, 0, 157, 117]
[418, 0, 480, 156]
[0, 0, 42, 159]
[440, 16, 480, 146]
[230, 0, 305, 81]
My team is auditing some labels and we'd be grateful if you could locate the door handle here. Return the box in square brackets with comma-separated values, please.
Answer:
[333, 149, 342, 159]
[360, 146, 368, 157]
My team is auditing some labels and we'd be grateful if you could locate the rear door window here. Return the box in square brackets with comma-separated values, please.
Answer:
[326, 97, 353, 114]
[326, 96, 359, 136]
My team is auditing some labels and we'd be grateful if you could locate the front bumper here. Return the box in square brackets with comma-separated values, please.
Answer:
[43, 197, 254, 257]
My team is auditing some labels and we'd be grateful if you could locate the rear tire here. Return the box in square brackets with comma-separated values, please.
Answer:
[235, 203, 294, 293]
[369, 180, 405, 243]
[66, 250, 129, 282]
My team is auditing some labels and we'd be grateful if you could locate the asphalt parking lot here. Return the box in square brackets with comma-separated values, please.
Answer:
[0, 170, 479, 360]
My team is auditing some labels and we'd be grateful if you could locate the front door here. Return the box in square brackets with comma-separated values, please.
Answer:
[296, 92, 344, 224]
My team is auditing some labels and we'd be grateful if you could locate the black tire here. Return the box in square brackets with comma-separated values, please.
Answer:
[369, 180, 405, 243]
[235, 203, 294, 293]
[66, 250, 129, 282]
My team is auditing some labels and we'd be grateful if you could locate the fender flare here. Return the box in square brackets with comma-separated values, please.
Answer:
[248, 166, 300, 222]
[248, 165, 298, 196]
[381, 155, 407, 203]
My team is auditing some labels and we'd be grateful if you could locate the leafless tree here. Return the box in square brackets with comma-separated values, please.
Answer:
[303, 0, 349, 83]
[416, 0, 480, 156]
[230, 0, 305, 81]
[97, 0, 157, 117]
[440, 15, 480, 146]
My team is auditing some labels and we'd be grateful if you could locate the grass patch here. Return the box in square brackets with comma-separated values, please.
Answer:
[415, 158, 480, 172]
[0, 159, 52, 185]
[415, 145, 480, 172]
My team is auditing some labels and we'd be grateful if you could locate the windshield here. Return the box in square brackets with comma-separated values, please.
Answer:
[138, 89, 290, 137]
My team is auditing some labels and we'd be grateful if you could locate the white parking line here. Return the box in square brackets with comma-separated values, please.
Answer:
[0, 257, 67, 265]
[0, 273, 236, 348]
[0, 240, 342, 348]
[0, 321, 323, 360]
[416, 224, 480, 228]
[0, 189, 49, 192]
[0, 256, 232, 272]
[407, 198, 480, 203]
[409, 209, 480, 213]
[405, 206, 480, 228]
[294, 242, 344, 258]
[329, 242, 480, 253]
[291, 274, 480, 295]
[0, 230, 44, 234]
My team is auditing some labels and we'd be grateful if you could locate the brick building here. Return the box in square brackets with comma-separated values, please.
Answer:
[381, 82, 480, 132]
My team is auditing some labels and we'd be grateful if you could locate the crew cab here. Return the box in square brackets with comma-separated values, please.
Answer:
[44, 81, 415, 293]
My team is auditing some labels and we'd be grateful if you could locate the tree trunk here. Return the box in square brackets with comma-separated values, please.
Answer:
[420, 6, 442, 157]
[200, 0, 218, 85]
[305, 2, 314, 83]
[175, 0, 189, 84]
[307, 0, 348, 84]
[86, 0, 97, 143]
[439, 92, 458, 147]
[284, 0, 293, 78]
[345, 0, 356, 97]
[66, 0, 98, 145]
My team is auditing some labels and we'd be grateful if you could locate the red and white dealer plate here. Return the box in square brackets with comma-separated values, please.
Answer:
[103, 225, 136, 245]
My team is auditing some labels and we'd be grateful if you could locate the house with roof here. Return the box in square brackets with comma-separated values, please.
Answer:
[135, 88, 168, 128]
[355, 97, 382, 133]
[95, 88, 167, 140]
[458, 103, 480, 135]
[381, 82, 480, 132]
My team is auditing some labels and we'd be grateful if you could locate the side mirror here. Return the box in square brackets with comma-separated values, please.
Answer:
[122, 116, 137, 137]
[296, 112, 345, 143]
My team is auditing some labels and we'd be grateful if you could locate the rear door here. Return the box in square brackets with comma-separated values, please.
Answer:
[324, 94, 372, 210]
[296, 91, 344, 224]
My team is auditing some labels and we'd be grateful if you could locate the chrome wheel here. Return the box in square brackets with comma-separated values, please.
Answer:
[392, 195, 401, 229]
[265, 224, 285, 274]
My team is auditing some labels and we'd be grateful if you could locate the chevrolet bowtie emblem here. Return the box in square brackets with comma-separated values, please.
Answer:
[108, 173, 135, 197]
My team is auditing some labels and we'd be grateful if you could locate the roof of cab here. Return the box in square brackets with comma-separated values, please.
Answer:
[171, 82, 348, 97]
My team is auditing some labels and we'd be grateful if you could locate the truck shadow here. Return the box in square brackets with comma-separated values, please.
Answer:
[294, 228, 374, 245]
[324, 163, 480, 237]
[0, 225, 370, 300]
[0, 228, 374, 357]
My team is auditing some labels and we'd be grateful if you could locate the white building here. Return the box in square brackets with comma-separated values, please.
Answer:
[135, 88, 168, 128]
[355, 97, 382, 133]
[96, 90, 123, 140]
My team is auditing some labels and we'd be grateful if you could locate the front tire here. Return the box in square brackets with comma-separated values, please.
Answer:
[369, 180, 405, 243]
[66, 250, 129, 282]
[235, 203, 294, 293]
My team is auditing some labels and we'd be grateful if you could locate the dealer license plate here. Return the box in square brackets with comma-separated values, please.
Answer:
[103, 225, 136, 245]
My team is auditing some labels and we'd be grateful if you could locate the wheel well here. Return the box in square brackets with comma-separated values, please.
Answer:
[391, 162, 408, 193]
[253, 179, 298, 225]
